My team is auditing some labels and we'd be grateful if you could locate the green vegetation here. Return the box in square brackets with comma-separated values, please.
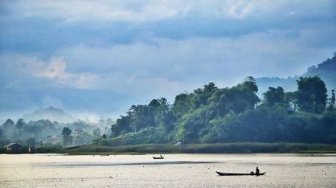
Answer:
[62, 127, 73, 145]
[1, 54, 336, 154]
[297, 76, 327, 113]
[1, 75, 335, 154]
[107, 76, 336, 147]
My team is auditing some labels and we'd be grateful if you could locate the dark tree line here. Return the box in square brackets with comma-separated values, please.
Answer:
[109, 76, 336, 145]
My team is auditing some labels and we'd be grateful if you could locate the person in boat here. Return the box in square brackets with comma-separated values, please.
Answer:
[255, 167, 260, 175]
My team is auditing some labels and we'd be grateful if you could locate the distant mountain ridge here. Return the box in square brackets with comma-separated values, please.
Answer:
[23, 106, 74, 122]
[256, 53, 336, 94]
[304, 54, 336, 89]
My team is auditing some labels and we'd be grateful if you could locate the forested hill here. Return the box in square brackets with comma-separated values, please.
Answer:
[104, 75, 336, 146]
[304, 54, 336, 89]
[256, 53, 336, 93]
[23, 106, 74, 123]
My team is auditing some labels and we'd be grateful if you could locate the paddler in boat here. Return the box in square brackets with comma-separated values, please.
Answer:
[255, 167, 260, 175]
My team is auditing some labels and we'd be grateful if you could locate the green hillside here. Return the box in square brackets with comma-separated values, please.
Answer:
[102, 75, 336, 146]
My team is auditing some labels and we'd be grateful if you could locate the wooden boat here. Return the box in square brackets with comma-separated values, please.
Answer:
[153, 155, 164, 159]
[216, 171, 266, 176]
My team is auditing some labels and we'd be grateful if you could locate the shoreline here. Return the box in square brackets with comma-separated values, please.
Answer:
[53, 143, 336, 155]
[2, 143, 336, 155]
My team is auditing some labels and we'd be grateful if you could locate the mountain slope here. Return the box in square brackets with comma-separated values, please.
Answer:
[304, 54, 336, 90]
[256, 53, 336, 93]
[23, 106, 74, 122]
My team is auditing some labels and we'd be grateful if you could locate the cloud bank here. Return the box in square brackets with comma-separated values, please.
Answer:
[0, 0, 335, 118]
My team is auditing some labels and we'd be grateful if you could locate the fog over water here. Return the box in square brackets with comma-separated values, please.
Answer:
[1, 154, 335, 188]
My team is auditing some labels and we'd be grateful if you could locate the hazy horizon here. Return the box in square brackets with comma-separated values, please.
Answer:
[1, 0, 335, 119]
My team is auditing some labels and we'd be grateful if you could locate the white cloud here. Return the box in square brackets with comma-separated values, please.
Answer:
[2, 21, 333, 99]
[1, 0, 335, 114]
[19, 28, 326, 107]
[11, 0, 182, 22]
[25, 57, 101, 90]
[58, 29, 332, 83]
[225, 0, 270, 19]
[5, 0, 307, 22]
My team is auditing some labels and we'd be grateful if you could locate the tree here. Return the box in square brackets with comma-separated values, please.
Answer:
[62, 127, 72, 137]
[217, 77, 260, 114]
[2, 119, 15, 128]
[285, 91, 298, 112]
[331, 89, 335, 107]
[15, 119, 25, 129]
[93, 128, 101, 138]
[1, 119, 15, 139]
[62, 127, 72, 145]
[173, 93, 191, 118]
[13, 119, 26, 138]
[128, 104, 150, 132]
[239, 76, 260, 106]
[296, 76, 327, 113]
[148, 98, 169, 127]
[102, 134, 107, 139]
[111, 115, 132, 137]
[0, 128, 4, 139]
[243, 76, 258, 93]
[149, 99, 160, 107]
[263, 86, 285, 106]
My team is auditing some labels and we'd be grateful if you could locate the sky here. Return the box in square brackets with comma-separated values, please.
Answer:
[0, 0, 335, 120]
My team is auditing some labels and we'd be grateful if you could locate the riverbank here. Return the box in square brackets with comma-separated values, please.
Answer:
[2, 143, 336, 155]
[65, 143, 336, 155]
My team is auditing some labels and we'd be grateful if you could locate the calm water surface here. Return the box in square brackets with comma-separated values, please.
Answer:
[0, 153, 335, 187]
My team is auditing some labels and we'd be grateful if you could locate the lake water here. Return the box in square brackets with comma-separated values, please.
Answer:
[0, 153, 335, 187]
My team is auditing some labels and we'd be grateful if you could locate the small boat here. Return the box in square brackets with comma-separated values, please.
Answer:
[153, 155, 164, 159]
[216, 171, 266, 176]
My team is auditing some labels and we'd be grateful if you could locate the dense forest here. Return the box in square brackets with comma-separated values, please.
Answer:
[105, 76, 336, 146]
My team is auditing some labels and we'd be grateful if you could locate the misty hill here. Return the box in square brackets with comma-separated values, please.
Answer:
[23, 106, 74, 122]
[304, 54, 336, 89]
[256, 53, 336, 93]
